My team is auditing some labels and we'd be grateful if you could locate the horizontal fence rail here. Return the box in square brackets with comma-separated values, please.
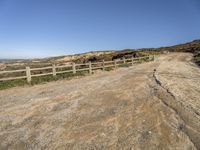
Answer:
[0, 55, 155, 83]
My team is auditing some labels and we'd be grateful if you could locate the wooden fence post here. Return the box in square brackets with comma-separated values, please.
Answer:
[131, 56, 134, 66]
[102, 60, 105, 71]
[52, 64, 56, 76]
[89, 61, 92, 74]
[26, 66, 31, 83]
[72, 62, 76, 74]
[139, 57, 141, 63]
[123, 57, 126, 64]
[114, 60, 117, 69]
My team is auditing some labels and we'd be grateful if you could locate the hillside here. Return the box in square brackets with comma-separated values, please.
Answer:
[1, 39, 200, 71]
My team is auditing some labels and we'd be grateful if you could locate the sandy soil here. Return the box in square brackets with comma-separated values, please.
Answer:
[0, 53, 200, 150]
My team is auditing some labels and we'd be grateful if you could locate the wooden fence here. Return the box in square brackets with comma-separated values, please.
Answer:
[0, 55, 154, 83]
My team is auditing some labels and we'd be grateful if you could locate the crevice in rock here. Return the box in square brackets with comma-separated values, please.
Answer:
[151, 69, 200, 150]
[153, 69, 176, 99]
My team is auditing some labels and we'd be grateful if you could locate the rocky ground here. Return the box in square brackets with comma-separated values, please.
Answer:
[0, 53, 200, 150]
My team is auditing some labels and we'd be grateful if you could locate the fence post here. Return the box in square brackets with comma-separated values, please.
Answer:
[72, 62, 76, 74]
[26, 66, 31, 83]
[123, 57, 126, 64]
[102, 60, 105, 71]
[89, 61, 92, 74]
[52, 64, 56, 76]
[131, 56, 134, 66]
[114, 60, 117, 69]
[139, 57, 141, 63]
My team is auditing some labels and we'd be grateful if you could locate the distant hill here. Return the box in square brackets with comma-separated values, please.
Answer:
[156, 39, 200, 53]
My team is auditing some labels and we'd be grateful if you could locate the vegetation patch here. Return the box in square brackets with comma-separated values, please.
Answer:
[194, 54, 200, 66]
[0, 79, 27, 90]
[104, 67, 114, 71]
[0, 71, 87, 90]
[118, 63, 129, 68]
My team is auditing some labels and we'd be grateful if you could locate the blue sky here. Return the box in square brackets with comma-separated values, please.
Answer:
[0, 0, 200, 58]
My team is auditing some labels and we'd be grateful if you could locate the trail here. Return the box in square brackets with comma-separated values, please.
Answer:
[0, 53, 200, 150]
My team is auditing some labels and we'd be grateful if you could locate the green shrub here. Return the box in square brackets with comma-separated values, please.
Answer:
[194, 54, 200, 66]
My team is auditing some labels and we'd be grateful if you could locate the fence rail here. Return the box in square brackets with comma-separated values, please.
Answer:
[0, 55, 154, 83]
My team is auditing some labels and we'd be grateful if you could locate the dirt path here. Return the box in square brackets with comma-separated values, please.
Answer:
[0, 53, 200, 150]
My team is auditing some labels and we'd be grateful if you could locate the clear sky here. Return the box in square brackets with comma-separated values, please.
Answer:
[0, 0, 200, 59]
